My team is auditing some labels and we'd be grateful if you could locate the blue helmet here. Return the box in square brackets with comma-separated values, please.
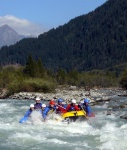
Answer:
[84, 98, 89, 103]
[58, 98, 63, 103]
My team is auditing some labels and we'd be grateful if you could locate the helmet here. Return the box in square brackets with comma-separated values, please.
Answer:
[71, 99, 76, 104]
[30, 104, 34, 108]
[58, 98, 63, 103]
[36, 97, 41, 101]
[84, 98, 89, 103]
[42, 104, 46, 107]
[49, 100, 55, 105]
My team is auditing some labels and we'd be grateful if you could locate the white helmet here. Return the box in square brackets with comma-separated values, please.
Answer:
[30, 104, 34, 108]
[71, 99, 76, 104]
[36, 97, 41, 101]
[42, 104, 46, 107]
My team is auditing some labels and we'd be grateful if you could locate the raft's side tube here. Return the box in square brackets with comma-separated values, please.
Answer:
[19, 117, 28, 123]
[62, 110, 86, 119]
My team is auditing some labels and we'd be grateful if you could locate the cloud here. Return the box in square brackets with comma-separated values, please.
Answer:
[0, 15, 48, 36]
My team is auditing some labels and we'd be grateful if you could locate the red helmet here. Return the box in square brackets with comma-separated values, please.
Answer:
[49, 100, 55, 105]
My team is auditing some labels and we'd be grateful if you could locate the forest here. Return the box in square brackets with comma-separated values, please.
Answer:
[0, 0, 127, 96]
[0, 0, 126, 72]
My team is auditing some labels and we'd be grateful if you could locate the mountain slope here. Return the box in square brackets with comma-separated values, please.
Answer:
[0, 24, 25, 48]
[0, 0, 127, 71]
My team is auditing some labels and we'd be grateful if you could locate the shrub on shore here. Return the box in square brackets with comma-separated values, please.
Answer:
[21, 78, 57, 93]
[0, 56, 123, 97]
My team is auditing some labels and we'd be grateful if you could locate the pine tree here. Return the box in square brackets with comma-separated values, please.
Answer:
[120, 68, 127, 89]
[37, 58, 45, 78]
[56, 69, 67, 84]
[24, 54, 36, 77]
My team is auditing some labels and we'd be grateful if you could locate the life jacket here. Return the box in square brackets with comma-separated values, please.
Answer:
[34, 103, 42, 109]
[66, 104, 80, 112]
[69, 105, 75, 111]
[56, 104, 66, 114]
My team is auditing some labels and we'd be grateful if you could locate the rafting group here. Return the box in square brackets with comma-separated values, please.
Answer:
[19, 97, 95, 124]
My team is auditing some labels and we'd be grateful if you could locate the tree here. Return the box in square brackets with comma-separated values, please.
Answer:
[24, 54, 36, 77]
[56, 69, 67, 84]
[120, 68, 127, 89]
[37, 58, 45, 78]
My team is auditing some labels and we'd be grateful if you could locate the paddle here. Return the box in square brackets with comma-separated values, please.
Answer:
[47, 109, 56, 120]
[56, 104, 67, 112]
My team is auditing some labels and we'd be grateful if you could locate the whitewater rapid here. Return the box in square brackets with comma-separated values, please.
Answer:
[0, 99, 127, 150]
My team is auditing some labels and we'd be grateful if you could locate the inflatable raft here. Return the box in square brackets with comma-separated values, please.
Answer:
[19, 110, 92, 124]
[62, 110, 87, 122]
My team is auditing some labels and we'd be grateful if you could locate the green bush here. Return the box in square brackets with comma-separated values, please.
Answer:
[21, 78, 57, 93]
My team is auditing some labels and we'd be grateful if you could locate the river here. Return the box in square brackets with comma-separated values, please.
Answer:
[0, 97, 127, 150]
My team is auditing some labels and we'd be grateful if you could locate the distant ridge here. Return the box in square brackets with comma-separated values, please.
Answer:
[0, 24, 25, 48]
[0, 24, 36, 48]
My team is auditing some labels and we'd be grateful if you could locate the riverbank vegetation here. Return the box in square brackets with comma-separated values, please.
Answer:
[0, 55, 126, 97]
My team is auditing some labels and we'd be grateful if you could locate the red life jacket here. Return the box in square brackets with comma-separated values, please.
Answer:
[66, 104, 80, 112]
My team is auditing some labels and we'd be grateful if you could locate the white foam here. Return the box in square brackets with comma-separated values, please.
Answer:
[46, 138, 67, 144]
[1, 98, 127, 150]
[30, 110, 43, 124]
[97, 122, 127, 150]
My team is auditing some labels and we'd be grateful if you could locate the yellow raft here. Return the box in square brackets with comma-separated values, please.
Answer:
[62, 110, 87, 122]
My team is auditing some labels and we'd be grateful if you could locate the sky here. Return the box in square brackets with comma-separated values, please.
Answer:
[0, 0, 107, 36]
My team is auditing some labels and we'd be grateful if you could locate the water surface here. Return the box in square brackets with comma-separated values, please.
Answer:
[0, 98, 127, 150]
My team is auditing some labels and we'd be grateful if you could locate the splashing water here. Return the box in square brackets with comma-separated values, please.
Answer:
[30, 111, 44, 125]
[0, 99, 127, 150]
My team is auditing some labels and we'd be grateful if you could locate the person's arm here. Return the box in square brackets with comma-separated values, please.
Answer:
[53, 105, 57, 111]
[86, 106, 91, 116]
[24, 109, 31, 117]
[63, 104, 67, 109]
[65, 104, 70, 112]
[75, 105, 80, 111]
[56, 105, 60, 113]
[42, 107, 49, 121]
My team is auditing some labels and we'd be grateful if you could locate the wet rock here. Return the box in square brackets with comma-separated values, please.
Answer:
[119, 105, 126, 108]
[120, 115, 127, 120]
[107, 110, 112, 115]
[118, 94, 127, 97]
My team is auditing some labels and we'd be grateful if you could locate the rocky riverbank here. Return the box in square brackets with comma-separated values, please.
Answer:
[1, 86, 127, 119]
[8, 86, 127, 106]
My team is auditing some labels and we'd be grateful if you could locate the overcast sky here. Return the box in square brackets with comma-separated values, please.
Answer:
[0, 0, 107, 36]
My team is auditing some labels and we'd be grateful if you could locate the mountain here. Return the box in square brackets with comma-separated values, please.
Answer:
[0, 24, 25, 48]
[0, 0, 127, 72]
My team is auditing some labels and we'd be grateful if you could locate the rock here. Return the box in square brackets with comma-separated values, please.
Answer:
[120, 115, 127, 119]
[119, 105, 126, 108]
[6, 87, 127, 114]
[85, 91, 91, 96]
[69, 86, 77, 90]
[84, 86, 90, 91]
[0, 88, 9, 99]
[107, 110, 112, 115]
